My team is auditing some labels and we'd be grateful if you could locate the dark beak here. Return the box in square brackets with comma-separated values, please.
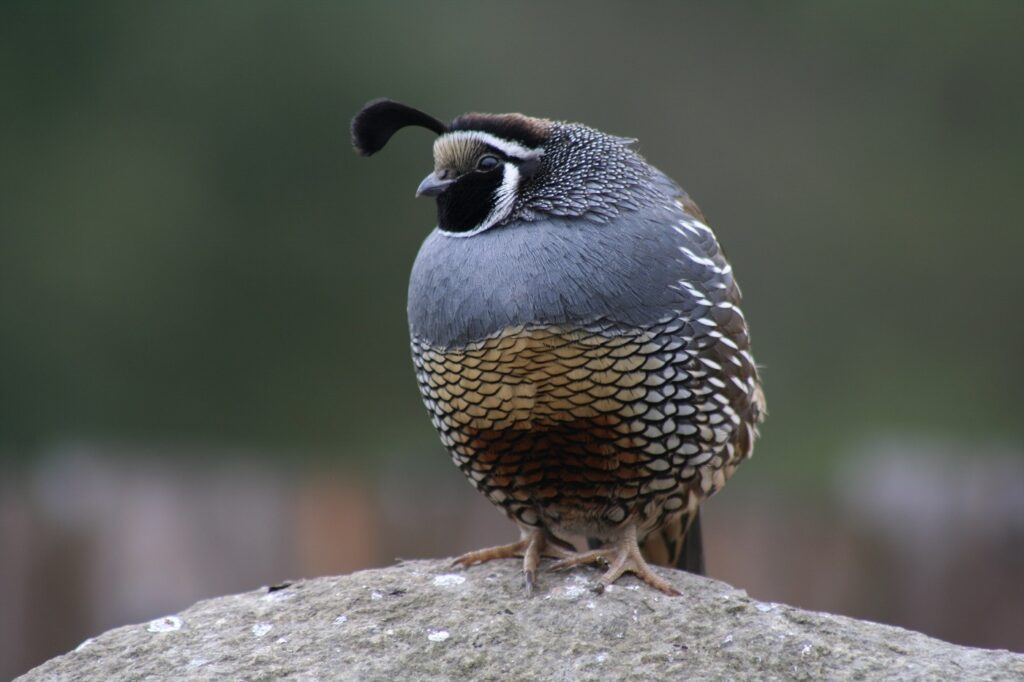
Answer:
[415, 172, 455, 197]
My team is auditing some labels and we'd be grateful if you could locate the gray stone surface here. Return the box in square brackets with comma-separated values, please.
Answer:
[18, 559, 1024, 681]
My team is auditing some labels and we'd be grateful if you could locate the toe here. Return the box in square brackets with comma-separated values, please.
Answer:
[548, 549, 611, 572]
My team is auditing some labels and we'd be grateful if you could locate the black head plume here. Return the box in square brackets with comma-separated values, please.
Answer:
[351, 98, 448, 156]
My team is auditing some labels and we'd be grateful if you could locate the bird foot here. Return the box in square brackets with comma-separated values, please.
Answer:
[451, 539, 533, 567]
[452, 528, 574, 595]
[549, 528, 681, 596]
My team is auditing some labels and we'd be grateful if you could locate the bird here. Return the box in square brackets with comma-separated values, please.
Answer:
[351, 98, 765, 595]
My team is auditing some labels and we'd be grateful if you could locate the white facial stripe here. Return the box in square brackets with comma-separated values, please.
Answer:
[490, 162, 520, 222]
[439, 130, 543, 160]
[441, 162, 520, 238]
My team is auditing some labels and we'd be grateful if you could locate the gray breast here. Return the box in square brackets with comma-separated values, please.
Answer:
[408, 203, 725, 349]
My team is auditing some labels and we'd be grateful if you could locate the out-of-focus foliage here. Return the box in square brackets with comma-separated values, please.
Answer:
[1, 3, 1022, 479]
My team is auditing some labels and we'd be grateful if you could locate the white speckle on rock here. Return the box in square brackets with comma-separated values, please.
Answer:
[385, 628, 395, 635]
[252, 623, 273, 638]
[721, 634, 734, 647]
[596, 652, 609, 664]
[370, 591, 383, 601]
[432, 574, 467, 588]
[586, 601, 597, 609]
[334, 615, 349, 625]
[755, 601, 777, 613]
[188, 658, 208, 668]
[800, 642, 813, 656]
[147, 616, 183, 633]
[624, 585, 640, 591]
[554, 574, 592, 600]
[275, 637, 288, 645]
[74, 638, 94, 652]
[427, 628, 451, 642]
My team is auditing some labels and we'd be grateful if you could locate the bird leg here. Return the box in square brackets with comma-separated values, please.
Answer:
[452, 527, 575, 594]
[549, 525, 681, 596]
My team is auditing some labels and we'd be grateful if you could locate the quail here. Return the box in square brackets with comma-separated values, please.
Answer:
[352, 99, 765, 595]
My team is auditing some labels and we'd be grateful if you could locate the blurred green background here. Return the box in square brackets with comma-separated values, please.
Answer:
[2, 2, 1023, 677]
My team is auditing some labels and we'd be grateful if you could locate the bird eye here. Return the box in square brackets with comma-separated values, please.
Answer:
[476, 155, 500, 171]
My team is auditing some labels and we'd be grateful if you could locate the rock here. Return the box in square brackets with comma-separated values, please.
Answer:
[18, 559, 1024, 681]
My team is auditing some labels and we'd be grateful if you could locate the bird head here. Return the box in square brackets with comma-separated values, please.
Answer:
[351, 98, 662, 236]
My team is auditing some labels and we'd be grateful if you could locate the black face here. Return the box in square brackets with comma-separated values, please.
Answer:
[436, 157, 504, 233]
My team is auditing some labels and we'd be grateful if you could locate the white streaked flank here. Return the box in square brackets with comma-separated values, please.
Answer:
[679, 246, 717, 268]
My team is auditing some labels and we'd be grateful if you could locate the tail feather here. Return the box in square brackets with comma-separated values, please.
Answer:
[675, 512, 705, 575]
[638, 511, 706, 576]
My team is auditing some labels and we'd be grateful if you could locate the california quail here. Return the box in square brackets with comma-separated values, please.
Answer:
[352, 99, 765, 595]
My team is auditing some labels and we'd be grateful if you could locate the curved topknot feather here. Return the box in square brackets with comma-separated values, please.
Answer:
[351, 98, 447, 156]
